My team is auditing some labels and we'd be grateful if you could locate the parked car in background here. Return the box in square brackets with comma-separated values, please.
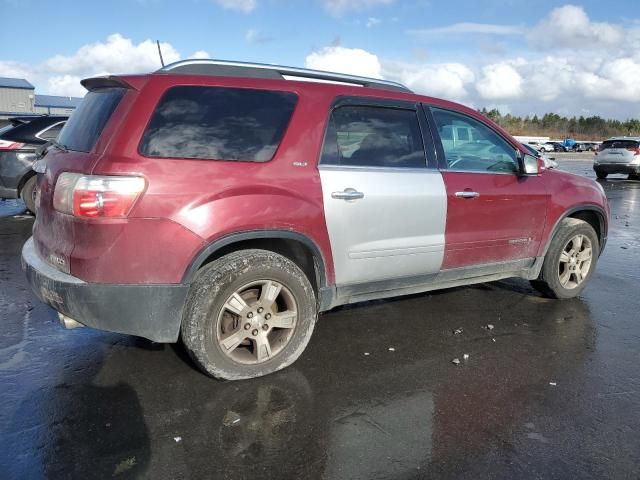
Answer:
[593, 137, 640, 180]
[577, 142, 598, 152]
[0, 115, 67, 212]
[22, 59, 609, 380]
[521, 143, 558, 169]
[539, 141, 567, 153]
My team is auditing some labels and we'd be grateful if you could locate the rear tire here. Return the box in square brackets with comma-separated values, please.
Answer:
[531, 218, 599, 299]
[181, 249, 317, 380]
[628, 173, 640, 181]
[595, 170, 608, 179]
[20, 175, 37, 214]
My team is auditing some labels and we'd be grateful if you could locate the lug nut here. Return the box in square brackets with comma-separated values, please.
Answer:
[265, 313, 271, 320]
[244, 323, 251, 330]
[262, 324, 269, 331]
[257, 307, 264, 313]
[247, 312, 254, 318]
[252, 329, 259, 336]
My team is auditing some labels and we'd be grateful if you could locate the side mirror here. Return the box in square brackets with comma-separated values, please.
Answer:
[519, 153, 542, 176]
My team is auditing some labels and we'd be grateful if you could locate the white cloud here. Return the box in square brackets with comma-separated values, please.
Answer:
[410, 22, 521, 36]
[0, 60, 33, 80]
[0, 34, 210, 98]
[47, 75, 85, 97]
[305, 45, 474, 100]
[245, 29, 272, 44]
[366, 17, 381, 28]
[476, 62, 523, 99]
[44, 34, 179, 75]
[528, 4, 624, 50]
[213, 0, 256, 13]
[384, 61, 475, 100]
[323, 0, 395, 16]
[305, 46, 382, 78]
[190, 50, 211, 59]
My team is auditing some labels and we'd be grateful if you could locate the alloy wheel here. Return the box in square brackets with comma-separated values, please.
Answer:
[215, 280, 298, 365]
[557, 234, 593, 289]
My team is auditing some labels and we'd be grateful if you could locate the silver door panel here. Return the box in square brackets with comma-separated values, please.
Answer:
[320, 166, 447, 285]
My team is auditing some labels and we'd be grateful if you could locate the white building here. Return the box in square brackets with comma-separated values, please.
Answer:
[0, 76, 82, 126]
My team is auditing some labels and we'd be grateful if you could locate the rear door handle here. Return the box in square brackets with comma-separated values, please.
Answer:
[455, 191, 480, 199]
[331, 188, 364, 201]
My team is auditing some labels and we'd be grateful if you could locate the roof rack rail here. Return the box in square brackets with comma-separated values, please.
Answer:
[156, 59, 412, 93]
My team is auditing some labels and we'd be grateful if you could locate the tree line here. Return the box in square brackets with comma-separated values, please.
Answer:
[479, 108, 640, 140]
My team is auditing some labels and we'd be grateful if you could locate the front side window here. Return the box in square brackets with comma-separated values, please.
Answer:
[139, 86, 298, 162]
[431, 107, 518, 174]
[321, 105, 426, 168]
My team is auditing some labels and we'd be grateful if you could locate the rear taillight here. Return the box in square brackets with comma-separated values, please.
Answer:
[53, 173, 145, 218]
[0, 140, 25, 151]
[626, 147, 640, 156]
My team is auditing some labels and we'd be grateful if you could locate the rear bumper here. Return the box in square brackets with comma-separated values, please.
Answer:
[22, 237, 189, 342]
[594, 163, 640, 175]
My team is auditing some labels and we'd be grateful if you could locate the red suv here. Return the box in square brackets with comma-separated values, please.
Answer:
[23, 60, 609, 380]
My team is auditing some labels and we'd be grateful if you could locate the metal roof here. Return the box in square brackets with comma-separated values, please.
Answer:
[34, 95, 83, 109]
[157, 59, 413, 93]
[0, 77, 35, 90]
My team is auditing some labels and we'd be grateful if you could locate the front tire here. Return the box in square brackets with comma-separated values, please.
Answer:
[181, 249, 317, 380]
[595, 170, 608, 179]
[20, 175, 38, 214]
[531, 218, 599, 299]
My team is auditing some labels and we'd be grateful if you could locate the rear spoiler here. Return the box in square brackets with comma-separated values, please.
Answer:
[80, 76, 136, 92]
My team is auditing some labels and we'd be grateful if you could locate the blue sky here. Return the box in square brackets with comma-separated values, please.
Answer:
[1, 0, 639, 118]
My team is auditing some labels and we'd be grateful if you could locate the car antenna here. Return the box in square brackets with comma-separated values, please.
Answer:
[156, 40, 165, 68]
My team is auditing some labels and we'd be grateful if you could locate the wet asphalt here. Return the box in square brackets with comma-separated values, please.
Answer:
[1, 156, 639, 479]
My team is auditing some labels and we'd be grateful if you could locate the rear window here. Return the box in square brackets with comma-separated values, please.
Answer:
[139, 86, 298, 162]
[601, 140, 640, 150]
[58, 88, 125, 152]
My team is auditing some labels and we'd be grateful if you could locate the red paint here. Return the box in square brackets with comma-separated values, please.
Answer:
[441, 171, 549, 269]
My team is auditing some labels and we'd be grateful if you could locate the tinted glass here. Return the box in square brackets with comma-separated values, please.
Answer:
[432, 108, 518, 173]
[139, 86, 298, 162]
[58, 88, 124, 152]
[321, 106, 426, 168]
[38, 123, 64, 141]
[601, 140, 639, 150]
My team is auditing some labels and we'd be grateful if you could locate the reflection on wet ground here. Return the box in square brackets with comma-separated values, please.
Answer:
[1, 161, 639, 479]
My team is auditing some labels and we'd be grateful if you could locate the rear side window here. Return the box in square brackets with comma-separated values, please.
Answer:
[58, 88, 125, 152]
[320, 106, 426, 168]
[601, 140, 640, 150]
[139, 86, 298, 162]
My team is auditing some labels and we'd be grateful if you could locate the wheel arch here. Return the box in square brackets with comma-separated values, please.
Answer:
[542, 205, 608, 257]
[17, 169, 36, 195]
[182, 230, 329, 294]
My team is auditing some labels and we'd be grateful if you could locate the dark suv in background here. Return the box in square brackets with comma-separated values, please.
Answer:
[0, 115, 66, 212]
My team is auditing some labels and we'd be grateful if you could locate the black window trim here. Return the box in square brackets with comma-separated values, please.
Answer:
[137, 84, 299, 163]
[317, 95, 437, 170]
[422, 104, 523, 175]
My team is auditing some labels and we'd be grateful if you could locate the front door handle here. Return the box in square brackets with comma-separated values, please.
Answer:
[331, 188, 364, 201]
[455, 191, 480, 199]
